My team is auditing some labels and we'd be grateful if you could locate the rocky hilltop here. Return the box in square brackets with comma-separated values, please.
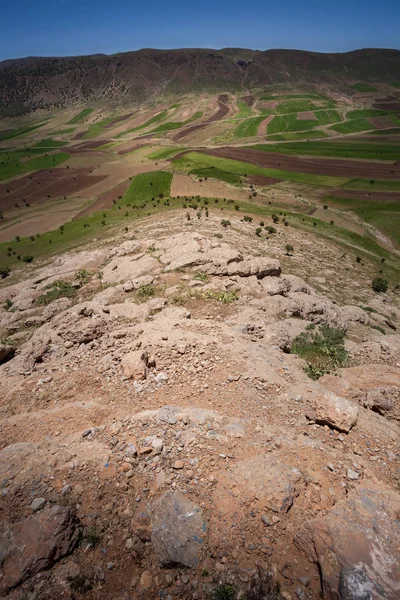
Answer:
[0, 213, 399, 600]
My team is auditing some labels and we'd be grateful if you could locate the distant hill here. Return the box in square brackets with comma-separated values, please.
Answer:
[1, 47, 400, 117]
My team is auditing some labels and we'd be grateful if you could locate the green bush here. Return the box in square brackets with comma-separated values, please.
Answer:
[371, 277, 388, 293]
[22, 255, 34, 263]
[291, 324, 348, 380]
[0, 266, 11, 279]
[137, 284, 155, 298]
[266, 226, 276, 234]
[37, 281, 76, 305]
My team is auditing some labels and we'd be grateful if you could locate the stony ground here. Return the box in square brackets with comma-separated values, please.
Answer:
[0, 212, 399, 600]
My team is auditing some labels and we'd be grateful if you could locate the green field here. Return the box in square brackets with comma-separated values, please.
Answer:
[346, 109, 393, 119]
[0, 152, 70, 181]
[343, 179, 400, 191]
[351, 83, 378, 92]
[67, 108, 94, 124]
[260, 93, 332, 102]
[236, 101, 252, 119]
[120, 171, 173, 205]
[149, 111, 203, 134]
[274, 99, 330, 114]
[0, 123, 46, 142]
[329, 119, 375, 134]
[268, 110, 340, 134]
[31, 138, 68, 149]
[251, 141, 400, 161]
[173, 151, 348, 187]
[189, 167, 241, 185]
[266, 130, 328, 141]
[326, 196, 400, 246]
[147, 147, 182, 160]
[234, 117, 267, 138]
[116, 111, 168, 137]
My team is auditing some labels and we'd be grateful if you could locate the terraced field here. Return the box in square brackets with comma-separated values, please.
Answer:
[0, 86, 399, 260]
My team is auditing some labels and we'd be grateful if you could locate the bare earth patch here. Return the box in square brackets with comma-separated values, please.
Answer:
[170, 173, 248, 201]
[257, 115, 274, 136]
[296, 111, 317, 120]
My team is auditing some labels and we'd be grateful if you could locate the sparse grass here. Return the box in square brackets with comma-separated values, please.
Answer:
[194, 272, 209, 282]
[291, 324, 348, 380]
[67, 108, 94, 124]
[75, 269, 92, 284]
[37, 280, 76, 305]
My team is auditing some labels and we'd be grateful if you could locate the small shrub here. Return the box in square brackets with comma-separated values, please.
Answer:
[285, 244, 293, 255]
[255, 227, 262, 236]
[22, 255, 34, 263]
[0, 266, 11, 279]
[137, 284, 155, 299]
[194, 272, 209, 282]
[75, 269, 91, 284]
[205, 290, 238, 304]
[211, 584, 235, 600]
[221, 219, 231, 228]
[266, 226, 276, 234]
[272, 214, 279, 223]
[3, 299, 13, 311]
[372, 277, 388, 293]
[291, 325, 348, 380]
[37, 281, 76, 305]
[243, 215, 253, 223]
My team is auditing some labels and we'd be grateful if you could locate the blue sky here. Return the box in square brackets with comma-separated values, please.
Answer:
[1, 0, 399, 60]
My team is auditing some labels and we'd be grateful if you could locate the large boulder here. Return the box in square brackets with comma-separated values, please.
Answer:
[0, 504, 80, 593]
[150, 490, 207, 567]
[295, 485, 400, 599]
[305, 388, 359, 433]
[320, 365, 400, 421]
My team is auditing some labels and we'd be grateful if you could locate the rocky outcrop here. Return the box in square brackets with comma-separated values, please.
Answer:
[295, 485, 400, 599]
[150, 491, 207, 567]
[0, 505, 80, 593]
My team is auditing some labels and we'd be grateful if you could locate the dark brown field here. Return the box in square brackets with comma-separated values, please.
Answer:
[198, 147, 400, 179]
[173, 95, 230, 141]
[0, 168, 106, 212]
[74, 180, 130, 218]
[117, 144, 150, 156]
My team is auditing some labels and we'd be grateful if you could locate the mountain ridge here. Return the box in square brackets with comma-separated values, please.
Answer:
[1, 47, 400, 117]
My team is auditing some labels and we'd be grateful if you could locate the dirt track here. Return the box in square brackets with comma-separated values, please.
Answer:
[173, 95, 230, 141]
[198, 147, 400, 180]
